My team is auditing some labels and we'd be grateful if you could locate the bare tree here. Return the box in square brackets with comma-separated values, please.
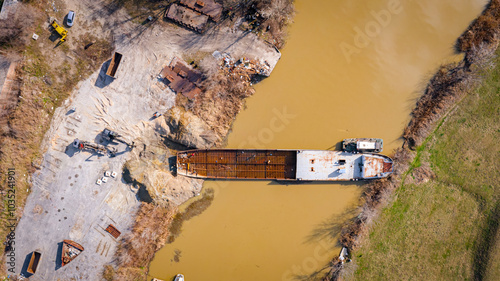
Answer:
[0, 4, 35, 50]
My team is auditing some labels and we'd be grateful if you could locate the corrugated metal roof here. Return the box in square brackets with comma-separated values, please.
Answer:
[159, 58, 203, 99]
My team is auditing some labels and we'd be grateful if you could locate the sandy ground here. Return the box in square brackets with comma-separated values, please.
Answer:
[13, 0, 281, 280]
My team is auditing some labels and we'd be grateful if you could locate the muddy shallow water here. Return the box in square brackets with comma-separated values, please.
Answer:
[149, 0, 487, 280]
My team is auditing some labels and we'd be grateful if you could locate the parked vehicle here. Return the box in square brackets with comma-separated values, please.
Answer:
[67, 10, 75, 27]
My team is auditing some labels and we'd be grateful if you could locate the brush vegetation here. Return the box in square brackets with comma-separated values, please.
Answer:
[167, 188, 214, 243]
[0, 4, 35, 50]
[221, 0, 295, 48]
[107, 203, 178, 281]
[186, 56, 256, 140]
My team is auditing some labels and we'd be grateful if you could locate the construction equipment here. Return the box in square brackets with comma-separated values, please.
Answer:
[106, 52, 123, 78]
[102, 128, 135, 148]
[73, 139, 116, 156]
[51, 20, 67, 42]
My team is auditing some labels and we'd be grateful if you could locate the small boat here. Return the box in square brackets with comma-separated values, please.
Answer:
[174, 274, 184, 281]
[61, 240, 84, 266]
[342, 138, 383, 153]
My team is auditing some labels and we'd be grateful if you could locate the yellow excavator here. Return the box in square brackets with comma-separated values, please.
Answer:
[51, 20, 67, 42]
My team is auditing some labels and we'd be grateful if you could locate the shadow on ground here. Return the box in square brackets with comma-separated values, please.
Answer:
[20, 252, 34, 278]
[95, 59, 114, 88]
[473, 201, 500, 280]
[55, 242, 63, 270]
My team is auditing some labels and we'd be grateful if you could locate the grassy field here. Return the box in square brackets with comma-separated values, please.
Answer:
[347, 49, 500, 280]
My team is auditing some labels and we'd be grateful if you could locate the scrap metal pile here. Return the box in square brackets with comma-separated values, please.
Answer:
[214, 51, 273, 78]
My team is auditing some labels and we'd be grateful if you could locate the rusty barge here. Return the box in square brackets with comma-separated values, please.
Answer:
[176, 149, 393, 181]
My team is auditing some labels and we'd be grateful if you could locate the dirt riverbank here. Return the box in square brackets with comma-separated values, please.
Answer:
[322, 1, 500, 280]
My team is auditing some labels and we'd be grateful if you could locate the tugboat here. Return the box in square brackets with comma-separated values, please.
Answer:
[61, 240, 84, 266]
[342, 138, 383, 153]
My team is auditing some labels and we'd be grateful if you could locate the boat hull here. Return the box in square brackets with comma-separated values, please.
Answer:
[176, 149, 393, 181]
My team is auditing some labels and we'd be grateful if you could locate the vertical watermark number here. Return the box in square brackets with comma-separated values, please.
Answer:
[5, 168, 16, 273]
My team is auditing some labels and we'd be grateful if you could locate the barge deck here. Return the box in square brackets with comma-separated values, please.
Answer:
[177, 149, 296, 180]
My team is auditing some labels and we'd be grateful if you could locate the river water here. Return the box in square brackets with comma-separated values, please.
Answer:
[149, 0, 486, 280]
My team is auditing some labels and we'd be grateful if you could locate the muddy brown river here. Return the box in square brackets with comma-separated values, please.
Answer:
[149, 0, 487, 280]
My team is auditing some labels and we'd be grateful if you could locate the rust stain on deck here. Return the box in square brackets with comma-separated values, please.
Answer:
[177, 149, 297, 180]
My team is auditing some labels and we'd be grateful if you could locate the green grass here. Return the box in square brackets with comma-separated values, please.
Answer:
[354, 182, 480, 280]
[348, 50, 500, 280]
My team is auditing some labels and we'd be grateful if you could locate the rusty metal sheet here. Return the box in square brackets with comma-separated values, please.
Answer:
[160, 63, 202, 100]
[166, 3, 209, 32]
[105, 224, 121, 239]
[362, 155, 383, 178]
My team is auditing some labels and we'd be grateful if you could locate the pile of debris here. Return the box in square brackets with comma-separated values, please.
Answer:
[159, 57, 204, 100]
[214, 51, 273, 78]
